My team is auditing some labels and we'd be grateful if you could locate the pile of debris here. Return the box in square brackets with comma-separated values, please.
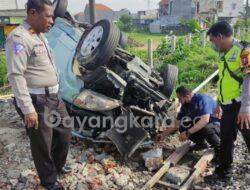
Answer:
[0, 98, 250, 190]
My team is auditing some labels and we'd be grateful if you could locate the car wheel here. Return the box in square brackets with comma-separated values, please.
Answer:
[77, 19, 120, 70]
[161, 64, 178, 98]
[53, 0, 68, 18]
[119, 31, 128, 48]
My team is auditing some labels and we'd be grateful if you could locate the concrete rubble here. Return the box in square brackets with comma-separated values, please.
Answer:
[0, 98, 249, 189]
[164, 165, 190, 185]
[141, 148, 163, 171]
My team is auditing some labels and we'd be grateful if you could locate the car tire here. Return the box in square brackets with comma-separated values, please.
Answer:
[77, 19, 120, 70]
[119, 31, 128, 48]
[53, 0, 68, 18]
[161, 64, 178, 98]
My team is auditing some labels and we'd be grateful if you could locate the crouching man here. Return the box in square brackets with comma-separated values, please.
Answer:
[175, 86, 220, 155]
[157, 86, 221, 160]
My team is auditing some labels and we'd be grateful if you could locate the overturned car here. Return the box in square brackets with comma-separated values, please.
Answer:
[46, 0, 179, 159]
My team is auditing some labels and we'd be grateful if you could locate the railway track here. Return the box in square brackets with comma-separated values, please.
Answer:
[142, 142, 214, 190]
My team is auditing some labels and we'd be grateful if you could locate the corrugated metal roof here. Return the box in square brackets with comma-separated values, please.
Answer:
[0, 0, 17, 10]
[0, 9, 26, 17]
[85, 3, 113, 11]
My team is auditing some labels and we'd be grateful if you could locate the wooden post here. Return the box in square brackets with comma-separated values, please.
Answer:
[201, 31, 206, 48]
[186, 33, 192, 45]
[142, 142, 191, 190]
[148, 39, 153, 69]
[180, 150, 214, 190]
[171, 35, 176, 52]
[165, 35, 169, 43]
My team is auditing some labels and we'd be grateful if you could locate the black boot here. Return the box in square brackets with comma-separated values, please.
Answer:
[44, 182, 64, 190]
[57, 165, 72, 175]
[204, 165, 232, 182]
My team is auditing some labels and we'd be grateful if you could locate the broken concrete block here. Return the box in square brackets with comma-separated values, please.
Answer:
[164, 165, 190, 185]
[141, 148, 163, 171]
[9, 179, 18, 186]
[114, 173, 129, 187]
[4, 143, 15, 152]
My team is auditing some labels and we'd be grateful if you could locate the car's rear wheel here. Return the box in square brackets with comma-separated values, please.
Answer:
[77, 19, 120, 70]
[161, 64, 179, 98]
[53, 0, 68, 18]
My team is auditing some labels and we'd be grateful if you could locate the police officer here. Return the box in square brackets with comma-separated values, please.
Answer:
[5, 0, 71, 189]
[206, 21, 250, 180]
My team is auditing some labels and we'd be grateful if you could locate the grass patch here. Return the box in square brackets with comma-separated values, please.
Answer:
[127, 32, 165, 50]
[0, 52, 7, 87]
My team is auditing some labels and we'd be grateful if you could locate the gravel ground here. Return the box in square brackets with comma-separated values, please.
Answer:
[0, 98, 249, 190]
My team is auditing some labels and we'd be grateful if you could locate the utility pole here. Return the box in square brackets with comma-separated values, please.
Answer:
[89, 0, 96, 25]
[247, 0, 250, 17]
[15, 0, 18, 9]
[147, 0, 151, 10]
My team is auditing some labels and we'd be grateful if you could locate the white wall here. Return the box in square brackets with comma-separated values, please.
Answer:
[0, 0, 17, 10]
[199, 0, 216, 14]
[218, 0, 244, 18]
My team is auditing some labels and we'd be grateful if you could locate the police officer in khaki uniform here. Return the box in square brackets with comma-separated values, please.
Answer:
[5, 1, 71, 189]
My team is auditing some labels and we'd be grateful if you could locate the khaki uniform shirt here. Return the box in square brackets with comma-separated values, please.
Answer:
[5, 21, 58, 114]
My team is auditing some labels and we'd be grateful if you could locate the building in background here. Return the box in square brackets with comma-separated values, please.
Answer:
[216, 0, 244, 23]
[198, 0, 244, 25]
[0, 0, 26, 47]
[198, 0, 218, 28]
[132, 10, 159, 31]
[150, 0, 199, 33]
[75, 3, 131, 23]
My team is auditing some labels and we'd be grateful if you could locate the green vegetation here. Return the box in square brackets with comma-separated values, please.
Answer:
[128, 32, 165, 47]
[117, 14, 133, 32]
[0, 53, 7, 87]
[181, 19, 202, 33]
[0, 52, 10, 96]
[127, 32, 219, 91]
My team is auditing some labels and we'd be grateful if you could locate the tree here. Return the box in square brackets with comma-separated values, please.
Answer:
[239, 0, 250, 27]
[118, 14, 133, 32]
[181, 18, 201, 33]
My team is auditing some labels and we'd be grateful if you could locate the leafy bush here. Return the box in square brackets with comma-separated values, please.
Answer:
[0, 53, 7, 87]
[128, 33, 219, 91]
[181, 18, 201, 33]
[154, 34, 218, 89]
[117, 14, 133, 32]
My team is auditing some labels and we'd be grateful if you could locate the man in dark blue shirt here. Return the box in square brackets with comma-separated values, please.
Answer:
[176, 86, 220, 154]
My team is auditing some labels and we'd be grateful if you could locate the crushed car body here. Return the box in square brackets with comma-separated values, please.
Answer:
[46, 0, 179, 159]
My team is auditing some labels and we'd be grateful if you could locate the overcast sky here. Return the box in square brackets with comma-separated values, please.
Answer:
[18, 0, 161, 14]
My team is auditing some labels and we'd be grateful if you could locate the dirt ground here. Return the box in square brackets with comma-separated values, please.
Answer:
[0, 98, 249, 190]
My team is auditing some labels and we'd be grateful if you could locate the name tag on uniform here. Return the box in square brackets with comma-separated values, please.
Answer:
[34, 44, 47, 56]
[227, 50, 238, 62]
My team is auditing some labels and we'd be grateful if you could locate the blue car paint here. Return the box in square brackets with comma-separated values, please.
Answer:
[46, 18, 84, 104]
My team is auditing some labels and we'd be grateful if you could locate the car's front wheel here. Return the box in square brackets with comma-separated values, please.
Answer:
[76, 19, 120, 70]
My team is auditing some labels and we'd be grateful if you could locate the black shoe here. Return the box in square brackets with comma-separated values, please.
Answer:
[190, 143, 209, 151]
[204, 166, 232, 182]
[58, 166, 72, 175]
[210, 153, 220, 166]
[45, 182, 64, 190]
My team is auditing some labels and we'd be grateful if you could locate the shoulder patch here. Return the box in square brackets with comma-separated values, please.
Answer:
[13, 42, 25, 56]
